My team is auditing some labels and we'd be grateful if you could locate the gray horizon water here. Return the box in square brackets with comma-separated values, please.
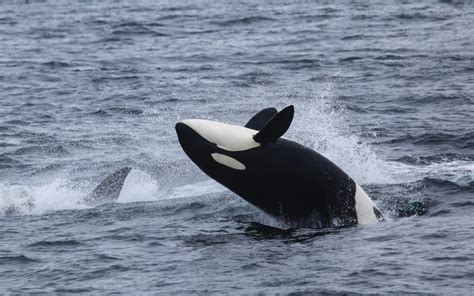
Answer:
[1, 1, 473, 294]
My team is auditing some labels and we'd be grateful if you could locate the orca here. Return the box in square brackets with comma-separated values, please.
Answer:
[83, 167, 132, 206]
[175, 106, 384, 227]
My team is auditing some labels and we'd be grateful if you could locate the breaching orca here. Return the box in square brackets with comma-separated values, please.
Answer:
[83, 167, 132, 206]
[175, 106, 384, 227]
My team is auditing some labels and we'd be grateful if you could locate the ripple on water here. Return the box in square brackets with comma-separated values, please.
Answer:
[0, 255, 40, 264]
[27, 240, 85, 248]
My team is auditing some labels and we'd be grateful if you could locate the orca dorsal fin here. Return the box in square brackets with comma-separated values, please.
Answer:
[253, 105, 294, 144]
[245, 107, 278, 130]
[84, 167, 132, 206]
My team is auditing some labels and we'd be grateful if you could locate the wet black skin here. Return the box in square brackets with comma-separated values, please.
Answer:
[176, 122, 358, 227]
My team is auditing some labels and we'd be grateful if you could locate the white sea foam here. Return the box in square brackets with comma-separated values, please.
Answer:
[0, 179, 88, 216]
[0, 170, 227, 216]
[279, 77, 396, 185]
[119, 169, 226, 202]
[118, 169, 161, 203]
[167, 179, 227, 199]
[390, 160, 474, 186]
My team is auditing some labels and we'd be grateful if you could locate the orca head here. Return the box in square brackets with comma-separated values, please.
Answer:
[175, 119, 258, 171]
[175, 106, 294, 188]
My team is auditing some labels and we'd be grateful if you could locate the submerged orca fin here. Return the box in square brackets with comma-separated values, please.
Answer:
[84, 167, 132, 206]
[253, 105, 294, 144]
[245, 107, 278, 130]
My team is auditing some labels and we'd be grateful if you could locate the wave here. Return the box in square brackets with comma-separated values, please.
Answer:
[422, 177, 474, 193]
[11, 145, 70, 156]
[91, 107, 144, 116]
[110, 23, 168, 37]
[396, 153, 473, 165]
[397, 94, 472, 106]
[392, 13, 450, 22]
[156, 14, 197, 21]
[243, 58, 322, 70]
[214, 16, 274, 27]
[91, 76, 141, 83]
[0, 16, 16, 25]
[382, 131, 474, 150]
[41, 61, 72, 68]
[112, 21, 164, 28]
[27, 240, 84, 248]
[391, 159, 473, 187]
[0, 155, 22, 169]
[0, 255, 39, 264]
[341, 34, 373, 41]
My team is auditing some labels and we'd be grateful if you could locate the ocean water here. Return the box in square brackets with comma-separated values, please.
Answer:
[1, 0, 473, 294]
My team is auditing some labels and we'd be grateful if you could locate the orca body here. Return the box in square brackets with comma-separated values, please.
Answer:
[83, 167, 132, 206]
[176, 106, 383, 227]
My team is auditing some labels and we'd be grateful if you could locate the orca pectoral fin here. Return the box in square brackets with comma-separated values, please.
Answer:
[245, 107, 278, 130]
[84, 167, 132, 206]
[253, 105, 294, 143]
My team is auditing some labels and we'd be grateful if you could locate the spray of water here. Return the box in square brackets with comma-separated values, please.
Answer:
[0, 169, 227, 216]
[268, 76, 396, 185]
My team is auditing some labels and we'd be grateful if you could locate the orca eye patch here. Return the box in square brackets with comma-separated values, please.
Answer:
[211, 153, 246, 170]
[180, 119, 260, 152]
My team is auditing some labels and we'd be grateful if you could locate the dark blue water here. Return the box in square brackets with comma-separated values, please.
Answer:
[1, 1, 473, 294]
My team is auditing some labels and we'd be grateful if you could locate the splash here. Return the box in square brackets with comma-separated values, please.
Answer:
[119, 169, 226, 202]
[0, 179, 88, 216]
[265, 76, 473, 220]
[167, 179, 227, 199]
[0, 169, 227, 216]
[118, 169, 161, 203]
[267, 76, 472, 189]
[391, 159, 474, 187]
[275, 76, 396, 185]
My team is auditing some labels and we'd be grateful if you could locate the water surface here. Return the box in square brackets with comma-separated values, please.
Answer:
[1, 1, 473, 294]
